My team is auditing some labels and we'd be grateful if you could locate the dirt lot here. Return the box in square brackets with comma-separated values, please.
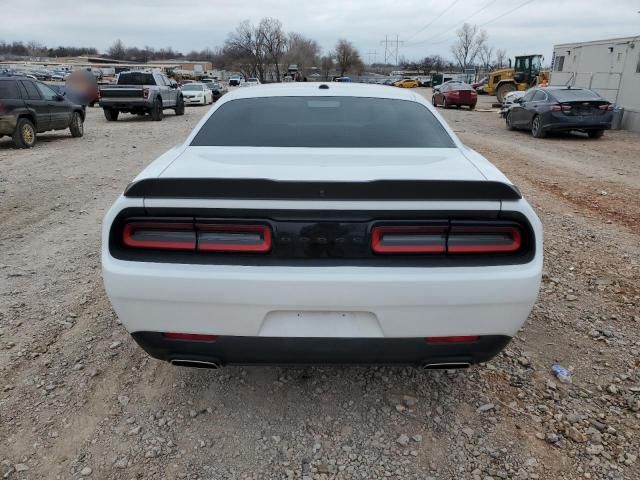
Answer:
[1, 91, 639, 480]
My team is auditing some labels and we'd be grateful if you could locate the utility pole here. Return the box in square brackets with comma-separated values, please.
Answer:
[380, 35, 404, 65]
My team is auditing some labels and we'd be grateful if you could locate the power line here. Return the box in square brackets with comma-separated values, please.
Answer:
[419, 0, 536, 46]
[407, 0, 498, 46]
[478, 0, 535, 27]
[406, 0, 463, 40]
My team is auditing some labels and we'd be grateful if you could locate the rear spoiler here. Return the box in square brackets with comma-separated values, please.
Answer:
[124, 178, 521, 201]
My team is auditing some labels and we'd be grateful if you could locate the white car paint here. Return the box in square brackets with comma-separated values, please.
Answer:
[181, 82, 212, 105]
[102, 83, 542, 366]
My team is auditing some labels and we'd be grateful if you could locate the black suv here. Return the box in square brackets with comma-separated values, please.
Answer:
[0, 77, 85, 148]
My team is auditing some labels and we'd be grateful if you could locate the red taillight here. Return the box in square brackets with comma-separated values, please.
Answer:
[447, 226, 521, 254]
[549, 104, 562, 112]
[371, 225, 447, 254]
[425, 336, 480, 343]
[598, 104, 614, 111]
[121, 220, 272, 253]
[143, 88, 149, 99]
[122, 222, 196, 250]
[196, 224, 272, 253]
[561, 105, 572, 112]
[163, 332, 218, 342]
[371, 224, 522, 255]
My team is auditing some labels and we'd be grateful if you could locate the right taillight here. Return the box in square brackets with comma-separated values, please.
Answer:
[196, 223, 272, 253]
[447, 225, 522, 254]
[598, 104, 614, 111]
[371, 224, 523, 255]
[143, 88, 149, 99]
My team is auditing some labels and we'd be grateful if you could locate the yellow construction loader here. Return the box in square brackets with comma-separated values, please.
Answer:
[484, 54, 550, 103]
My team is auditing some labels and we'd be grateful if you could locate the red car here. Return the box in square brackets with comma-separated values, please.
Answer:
[432, 83, 478, 109]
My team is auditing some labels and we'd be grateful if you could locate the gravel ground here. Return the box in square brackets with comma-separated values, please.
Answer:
[1, 91, 639, 480]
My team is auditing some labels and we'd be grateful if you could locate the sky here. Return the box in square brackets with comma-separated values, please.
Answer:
[2, 0, 639, 64]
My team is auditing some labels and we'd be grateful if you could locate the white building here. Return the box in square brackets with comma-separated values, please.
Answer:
[550, 36, 640, 132]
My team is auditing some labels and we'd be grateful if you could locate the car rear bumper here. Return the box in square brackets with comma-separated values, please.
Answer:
[543, 112, 612, 130]
[103, 258, 542, 340]
[99, 100, 150, 109]
[131, 332, 511, 366]
[0, 116, 17, 134]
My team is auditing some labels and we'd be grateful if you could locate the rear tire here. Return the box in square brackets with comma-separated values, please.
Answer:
[151, 98, 163, 121]
[588, 129, 604, 139]
[69, 112, 84, 137]
[175, 96, 185, 116]
[432, 96, 437, 107]
[103, 108, 119, 121]
[13, 118, 36, 148]
[531, 115, 546, 138]
[469, 104, 476, 110]
[443, 98, 448, 109]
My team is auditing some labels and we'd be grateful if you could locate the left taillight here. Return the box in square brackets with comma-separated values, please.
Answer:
[120, 220, 272, 253]
[196, 223, 272, 253]
[122, 222, 196, 250]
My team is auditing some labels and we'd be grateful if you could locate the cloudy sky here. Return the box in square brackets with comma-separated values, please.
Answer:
[2, 0, 639, 63]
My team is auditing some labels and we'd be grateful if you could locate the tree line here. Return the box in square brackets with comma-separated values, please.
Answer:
[2, 20, 508, 79]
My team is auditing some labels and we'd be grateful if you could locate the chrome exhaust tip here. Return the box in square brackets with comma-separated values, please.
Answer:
[170, 359, 220, 369]
[422, 362, 471, 370]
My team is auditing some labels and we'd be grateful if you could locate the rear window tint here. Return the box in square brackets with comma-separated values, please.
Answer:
[191, 96, 455, 148]
[0, 81, 20, 99]
[551, 89, 602, 102]
[117, 72, 155, 85]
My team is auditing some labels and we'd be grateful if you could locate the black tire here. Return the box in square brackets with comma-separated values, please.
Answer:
[469, 104, 475, 110]
[69, 112, 84, 137]
[103, 108, 119, 121]
[506, 111, 515, 130]
[151, 98, 163, 121]
[443, 98, 448, 109]
[175, 95, 185, 116]
[531, 115, 546, 138]
[588, 129, 604, 139]
[496, 82, 517, 103]
[13, 118, 36, 149]
[432, 96, 437, 106]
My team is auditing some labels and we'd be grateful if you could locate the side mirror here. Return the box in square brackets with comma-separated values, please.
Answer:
[170, 83, 178, 89]
[55, 94, 65, 101]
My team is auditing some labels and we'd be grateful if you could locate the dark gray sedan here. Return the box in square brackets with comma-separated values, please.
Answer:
[505, 87, 613, 139]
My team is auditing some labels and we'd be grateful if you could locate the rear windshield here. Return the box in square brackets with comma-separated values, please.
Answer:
[117, 72, 155, 85]
[182, 84, 204, 91]
[0, 81, 20, 99]
[551, 89, 602, 102]
[191, 96, 455, 148]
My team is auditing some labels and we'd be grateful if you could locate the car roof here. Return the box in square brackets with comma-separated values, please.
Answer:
[224, 82, 422, 101]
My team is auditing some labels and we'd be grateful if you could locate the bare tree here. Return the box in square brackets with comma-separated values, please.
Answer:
[478, 44, 494, 72]
[284, 33, 320, 79]
[258, 17, 287, 82]
[108, 39, 126, 60]
[495, 48, 508, 69]
[450, 23, 487, 70]
[224, 20, 267, 80]
[333, 39, 363, 77]
[319, 55, 334, 80]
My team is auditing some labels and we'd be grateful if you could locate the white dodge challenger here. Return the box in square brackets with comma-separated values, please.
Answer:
[102, 83, 542, 369]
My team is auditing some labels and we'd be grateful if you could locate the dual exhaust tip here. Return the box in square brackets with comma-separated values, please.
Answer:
[170, 359, 471, 370]
[170, 359, 220, 369]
